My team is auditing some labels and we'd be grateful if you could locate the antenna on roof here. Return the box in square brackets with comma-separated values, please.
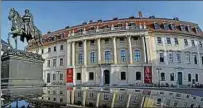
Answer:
[138, 11, 143, 18]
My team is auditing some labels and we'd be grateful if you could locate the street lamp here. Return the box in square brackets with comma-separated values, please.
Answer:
[156, 68, 162, 87]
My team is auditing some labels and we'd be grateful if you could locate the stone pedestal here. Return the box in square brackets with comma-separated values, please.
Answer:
[1, 49, 45, 97]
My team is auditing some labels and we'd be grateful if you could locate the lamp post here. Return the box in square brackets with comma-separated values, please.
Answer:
[156, 68, 161, 87]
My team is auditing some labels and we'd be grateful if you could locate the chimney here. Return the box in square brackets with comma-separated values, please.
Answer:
[138, 11, 143, 18]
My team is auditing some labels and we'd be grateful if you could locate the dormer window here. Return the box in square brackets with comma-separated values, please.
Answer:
[180, 25, 186, 31]
[128, 22, 136, 27]
[195, 26, 202, 33]
[186, 25, 192, 32]
[169, 24, 176, 30]
[115, 23, 122, 27]
[154, 22, 160, 30]
[163, 23, 169, 30]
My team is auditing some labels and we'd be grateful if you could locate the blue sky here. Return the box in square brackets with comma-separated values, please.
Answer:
[2, 1, 203, 50]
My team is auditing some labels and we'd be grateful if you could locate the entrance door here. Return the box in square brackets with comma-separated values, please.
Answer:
[177, 72, 182, 85]
[104, 70, 110, 85]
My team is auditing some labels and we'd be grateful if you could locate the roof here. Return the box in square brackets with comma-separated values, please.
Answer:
[28, 16, 203, 49]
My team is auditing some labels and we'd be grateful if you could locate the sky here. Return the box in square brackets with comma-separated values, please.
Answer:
[2, 1, 203, 50]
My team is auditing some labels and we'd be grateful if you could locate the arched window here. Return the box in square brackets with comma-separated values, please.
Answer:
[105, 50, 111, 63]
[134, 49, 141, 62]
[120, 49, 126, 63]
[136, 72, 141, 80]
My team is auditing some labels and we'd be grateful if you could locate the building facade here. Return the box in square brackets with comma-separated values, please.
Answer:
[28, 13, 203, 90]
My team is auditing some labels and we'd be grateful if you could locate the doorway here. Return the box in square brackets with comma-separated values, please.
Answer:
[104, 70, 110, 85]
[177, 72, 182, 85]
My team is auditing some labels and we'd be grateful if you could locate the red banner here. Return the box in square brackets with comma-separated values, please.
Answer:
[144, 66, 152, 84]
[66, 68, 73, 83]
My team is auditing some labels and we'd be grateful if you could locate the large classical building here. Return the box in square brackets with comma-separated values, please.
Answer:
[28, 12, 203, 89]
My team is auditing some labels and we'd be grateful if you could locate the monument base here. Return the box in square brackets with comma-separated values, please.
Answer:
[1, 48, 45, 97]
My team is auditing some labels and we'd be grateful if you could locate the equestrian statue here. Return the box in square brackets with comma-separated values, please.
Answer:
[8, 8, 43, 52]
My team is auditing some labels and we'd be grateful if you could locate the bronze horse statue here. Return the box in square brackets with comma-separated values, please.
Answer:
[8, 8, 43, 51]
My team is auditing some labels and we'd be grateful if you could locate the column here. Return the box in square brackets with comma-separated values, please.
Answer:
[72, 42, 75, 66]
[128, 36, 133, 64]
[97, 38, 101, 64]
[67, 41, 71, 66]
[145, 35, 151, 63]
[142, 36, 147, 63]
[113, 37, 117, 64]
[83, 40, 87, 66]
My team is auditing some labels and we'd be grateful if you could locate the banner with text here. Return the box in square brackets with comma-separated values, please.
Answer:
[66, 68, 73, 83]
[144, 66, 152, 84]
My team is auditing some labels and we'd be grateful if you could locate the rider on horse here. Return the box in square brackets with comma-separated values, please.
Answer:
[22, 9, 34, 37]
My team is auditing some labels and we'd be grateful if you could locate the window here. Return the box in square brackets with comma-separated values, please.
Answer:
[48, 48, 51, 52]
[60, 74, 63, 80]
[60, 45, 64, 50]
[90, 40, 95, 46]
[180, 25, 186, 31]
[60, 58, 63, 66]
[60, 91, 63, 94]
[104, 39, 109, 44]
[47, 73, 50, 83]
[53, 91, 56, 95]
[157, 37, 162, 44]
[157, 98, 161, 105]
[161, 73, 165, 81]
[119, 37, 125, 42]
[118, 95, 124, 101]
[105, 51, 111, 63]
[90, 52, 96, 64]
[53, 98, 56, 101]
[89, 92, 94, 98]
[47, 60, 50, 67]
[195, 74, 198, 82]
[53, 74, 56, 80]
[191, 40, 195, 47]
[169, 24, 176, 30]
[159, 52, 164, 63]
[170, 73, 174, 81]
[202, 56, 203, 65]
[168, 52, 173, 63]
[89, 72, 94, 80]
[54, 46, 56, 51]
[184, 39, 188, 46]
[186, 26, 192, 32]
[199, 41, 202, 47]
[136, 72, 141, 80]
[41, 49, 44, 54]
[78, 53, 83, 64]
[163, 23, 169, 30]
[154, 22, 160, 29]
[176, 53, 181, 63]
[174, 38, 179, 45]
[77, 73, 81, 80]
[60, 98, 63, 102]
[134, 50, 141, 62]
[194, 54, 197, 64]
[188, 74, 191, 82]
[78, 41, 83, 47]
[120, 49, 126, 63]
[166, 37, 171, 44]
[133, 37, 139, 41]
[121, 72, 126, 80]
[186, 53, 190, 64]
[53, 59, 56, 67]
[48, 97, 50, 100]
